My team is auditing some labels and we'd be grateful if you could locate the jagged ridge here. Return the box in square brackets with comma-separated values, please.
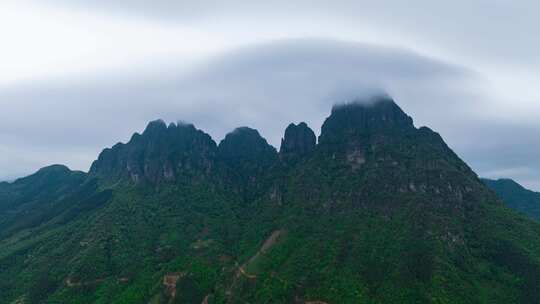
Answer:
[2, 96, 540, 304]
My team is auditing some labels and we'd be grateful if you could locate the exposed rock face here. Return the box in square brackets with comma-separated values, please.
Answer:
[90, 121, 281, 198]
[89, 120, 217, 183]
[217, 127, 278, 175]
[216, 127, 278, 199]
[317, 96, 414, 170]
[279, 122, 316, 161]
[318, 96, 414, 146]
[311, 96, 482, 203]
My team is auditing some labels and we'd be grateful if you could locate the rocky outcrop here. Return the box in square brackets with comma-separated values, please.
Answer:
[218, 127, 277, 165]
[217, 127, 278, 178]
[89, 120, 217, 183]
[279, 122, 316, 162]
[316, 96, 415, 170]
[318, 96, 414, 146]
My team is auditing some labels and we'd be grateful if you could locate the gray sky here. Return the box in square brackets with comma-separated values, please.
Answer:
[1, 1, 540, 190]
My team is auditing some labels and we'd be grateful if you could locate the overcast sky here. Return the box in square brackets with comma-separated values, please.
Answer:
[1, 1, 540, 190]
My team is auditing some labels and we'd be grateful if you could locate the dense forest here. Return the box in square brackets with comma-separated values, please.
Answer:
[2, 97, 540, 303]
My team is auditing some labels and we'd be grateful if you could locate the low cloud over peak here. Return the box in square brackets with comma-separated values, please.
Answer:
[0, 38, 539, 189]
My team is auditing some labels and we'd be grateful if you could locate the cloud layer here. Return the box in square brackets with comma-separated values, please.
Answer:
[3, 39, 538, 188]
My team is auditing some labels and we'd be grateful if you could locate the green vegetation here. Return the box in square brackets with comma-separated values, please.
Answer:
[1, 97, 540, 303]
[483, 178, 540, 220]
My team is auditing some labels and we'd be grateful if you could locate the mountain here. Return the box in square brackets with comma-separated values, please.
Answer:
[0, 165, 92, 238]
[279, 122, 316, 162]
[89, 120, 217, 183]
[483, 178, 540, 220]
[2, 96, 540, 304]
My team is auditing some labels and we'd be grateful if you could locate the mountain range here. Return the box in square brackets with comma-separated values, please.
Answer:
[1, 96, 540, 303]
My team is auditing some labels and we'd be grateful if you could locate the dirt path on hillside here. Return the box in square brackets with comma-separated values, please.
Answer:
[229, 229, 284, 292]
[241, 229, 283, 275]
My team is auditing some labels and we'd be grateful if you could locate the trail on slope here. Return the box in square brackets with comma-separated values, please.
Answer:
[227, 229, 284, 297]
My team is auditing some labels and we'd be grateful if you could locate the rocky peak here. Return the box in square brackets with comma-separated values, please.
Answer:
[90, 120, 217, 183]
[218, 127, 277, 167]
[279, 122, 316, 161]
[319, 96, 414, 145]
[217, 127, 278, 199]
[142, 119, 167, 136]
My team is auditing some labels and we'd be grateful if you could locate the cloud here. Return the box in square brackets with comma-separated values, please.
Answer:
[1, 2, 539, 190]
[457, 121, 540, 190]
[0, 2, 228, 85]
[43, 0, 540, 66]
[0, 37, 539, 189]
[30, 1, 540, 123]
[0, 40, 475, 176]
